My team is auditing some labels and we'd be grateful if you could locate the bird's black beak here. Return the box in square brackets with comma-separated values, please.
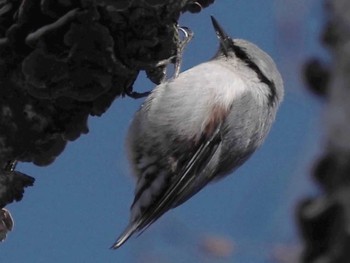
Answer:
[211, 16, 232, 57]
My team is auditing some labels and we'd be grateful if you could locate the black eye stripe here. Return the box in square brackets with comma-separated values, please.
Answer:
[231, 43, 277, 106]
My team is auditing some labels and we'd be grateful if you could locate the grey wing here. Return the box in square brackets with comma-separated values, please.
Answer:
[111, 125, 223, 249]
[141, 124, 223, 225]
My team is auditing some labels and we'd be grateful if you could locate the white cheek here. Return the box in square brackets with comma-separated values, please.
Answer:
[216, 78, 247, 108]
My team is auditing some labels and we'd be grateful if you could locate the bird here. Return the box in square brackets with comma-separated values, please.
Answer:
[111, 16, 284, 249]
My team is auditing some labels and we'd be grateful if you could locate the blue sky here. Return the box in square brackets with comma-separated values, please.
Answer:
[1, 1, 326, 262]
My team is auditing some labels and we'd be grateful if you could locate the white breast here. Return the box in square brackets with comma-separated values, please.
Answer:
[144, 61, 250, 139]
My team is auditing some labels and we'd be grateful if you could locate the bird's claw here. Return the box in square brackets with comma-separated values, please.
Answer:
[124, 86, 151, 99]
[173, 26, 194, 79]
[123, 25, 193, 99]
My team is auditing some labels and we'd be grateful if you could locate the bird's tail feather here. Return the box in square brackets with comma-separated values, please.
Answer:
[110, 223, 138, 249]
[111, 126, 223, 249]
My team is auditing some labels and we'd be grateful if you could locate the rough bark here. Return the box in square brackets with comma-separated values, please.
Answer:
[0, 0, 214, 208]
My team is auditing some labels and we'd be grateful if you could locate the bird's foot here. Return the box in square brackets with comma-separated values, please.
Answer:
[173, 26, 194, 79]
[123, 86, 151, 99]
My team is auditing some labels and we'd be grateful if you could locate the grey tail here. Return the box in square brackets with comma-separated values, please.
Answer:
[110, 223, 138, 249]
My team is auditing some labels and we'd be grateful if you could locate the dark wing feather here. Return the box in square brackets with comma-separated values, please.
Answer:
[111, 125, 223, 249]
[140, 125, 223, 230]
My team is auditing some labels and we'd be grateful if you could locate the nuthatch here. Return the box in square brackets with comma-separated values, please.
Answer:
[112, 16, 284, 249]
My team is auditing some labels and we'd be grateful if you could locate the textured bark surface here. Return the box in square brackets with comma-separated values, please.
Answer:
[299, 0, 350, 262]
[0, 0, 215, 208]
